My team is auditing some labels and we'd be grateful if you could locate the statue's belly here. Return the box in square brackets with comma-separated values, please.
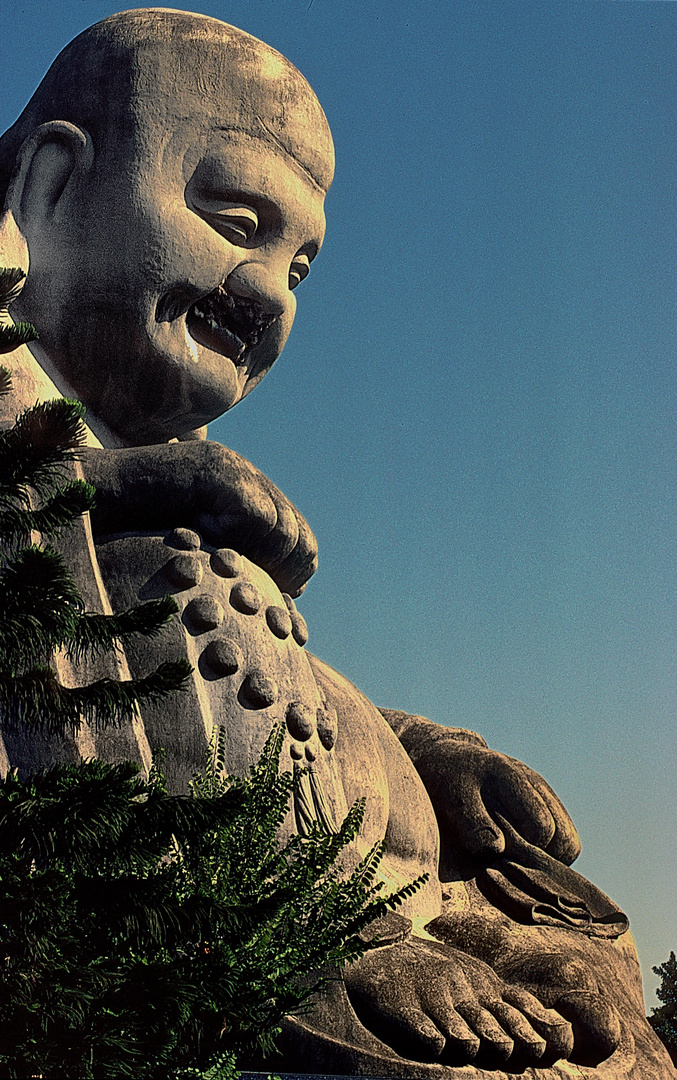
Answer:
[95, 528, 349, 837]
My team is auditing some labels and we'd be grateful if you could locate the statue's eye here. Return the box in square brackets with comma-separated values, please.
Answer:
[289, 253, 310, 290]
[188, 190, 259, 245]
[208, 207, 258, 245]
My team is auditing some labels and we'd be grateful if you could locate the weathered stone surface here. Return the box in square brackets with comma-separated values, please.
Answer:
[95, 530, 345, 822]
[0, 9, 672, 1077]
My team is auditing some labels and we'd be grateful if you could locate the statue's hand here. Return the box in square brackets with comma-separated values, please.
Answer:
[419, 738, 581, 865]
[381, 712, 581, 866]
[187, 442, 318, 598]
[344, 938, 574, 1068]
[80, 441, 317, 598]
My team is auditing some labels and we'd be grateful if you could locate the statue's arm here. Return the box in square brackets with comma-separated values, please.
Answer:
[379, 708, 581, 867]
[380, 708, 488, 748]
[80, 441, 316, 598]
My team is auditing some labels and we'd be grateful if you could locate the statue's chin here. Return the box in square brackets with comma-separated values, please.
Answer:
[84, 348, 243, 448]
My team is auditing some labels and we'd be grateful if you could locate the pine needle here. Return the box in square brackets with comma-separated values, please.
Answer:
[0, 322, 38, 353]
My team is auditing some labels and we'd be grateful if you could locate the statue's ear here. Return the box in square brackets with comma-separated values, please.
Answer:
[7, 121, 93, 228]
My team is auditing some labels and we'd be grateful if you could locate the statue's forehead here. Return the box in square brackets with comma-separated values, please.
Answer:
[178, 128, 329, 201]
[128, 24, 334, 191]
[0, 11, 333, 198]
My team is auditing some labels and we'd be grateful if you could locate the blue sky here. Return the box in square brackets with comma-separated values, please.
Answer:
[1, 0, 675, 1004]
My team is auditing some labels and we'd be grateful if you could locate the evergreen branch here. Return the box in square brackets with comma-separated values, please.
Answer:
[0, 551, 181, 668]
[0, 269, 37, 354]
[65, 597, 182, 662]
[0, 366, 11, 397]
[0, 759, 144, 862]
[0, 661, 192, 735]
[0, 544, 83, 605]
[0, 399, 88, 497]
[0, 480, 94, 545]
[0, 322, 38, 354]
[0, 547, 86, 668]
[0, 267, 28, 307]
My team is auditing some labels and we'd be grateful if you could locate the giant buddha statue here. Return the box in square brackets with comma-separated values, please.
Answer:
[0, 10, 671, 1078]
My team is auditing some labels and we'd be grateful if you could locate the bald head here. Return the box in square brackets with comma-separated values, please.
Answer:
[0, 7, 334, 204]
[0, 9, 334, 445]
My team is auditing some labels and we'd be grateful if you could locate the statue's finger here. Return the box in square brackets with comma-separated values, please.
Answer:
[292, 505, 319, 572]
[248, 488, 299, 568]
[448, 788, 506, 857]
[276, 509, 318, 597]
[520, 768, 581, 864]
[199, 487, 277, 550]
[488, 761, 556, 849]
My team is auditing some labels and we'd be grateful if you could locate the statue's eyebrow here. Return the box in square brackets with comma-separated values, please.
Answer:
[213, 121, 328, 194]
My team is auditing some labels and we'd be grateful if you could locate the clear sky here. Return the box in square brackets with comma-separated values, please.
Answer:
[1, 0, 674, 1005]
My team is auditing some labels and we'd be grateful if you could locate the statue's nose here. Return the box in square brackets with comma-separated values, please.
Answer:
[226, 261, 288, 319]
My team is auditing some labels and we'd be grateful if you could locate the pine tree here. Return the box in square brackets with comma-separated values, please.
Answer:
[0, 724, 424, 1078]
[0, 267, 427, 1079]
[650, 952, 677, 1065]
[0, 268, 192, 734]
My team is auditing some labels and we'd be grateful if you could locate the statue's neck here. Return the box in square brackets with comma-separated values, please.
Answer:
[17, 340, 106, 448]
[0, 209, 101, 447]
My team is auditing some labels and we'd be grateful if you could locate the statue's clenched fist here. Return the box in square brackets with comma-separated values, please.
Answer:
[381, 711, 581, 866]
[80, 441, 318, 598]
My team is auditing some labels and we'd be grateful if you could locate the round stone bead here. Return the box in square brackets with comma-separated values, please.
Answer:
[203, 638, 242, 677]
[290, 611, 309, 647]
[290, 743, 304, 761]
[165, 527, 201, 550]
[230, 582, 262, 615]
[305, 745, 316, 762]
[286, 701, 316, 742]
[240, 671, 278, 709]
[210, 548, 243, 578]
[166, 553, 203, 589]
[183, 596, 224, 633]
[266, 605, 292, 639]
[316, 706, 338, 751]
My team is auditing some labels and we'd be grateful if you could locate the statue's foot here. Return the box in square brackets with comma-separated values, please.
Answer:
[343, 937, 574, 1071]
[427, 905, 624, 1068]
[496, 952, 623, 1068]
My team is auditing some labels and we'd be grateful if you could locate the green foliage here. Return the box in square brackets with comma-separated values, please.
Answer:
[650, 951, 677, 1065]
[0, 270, 191, 734]
[0, 268, 38, 354]
[0, 726, 425, 1078]
[0, 264, 427, 1077]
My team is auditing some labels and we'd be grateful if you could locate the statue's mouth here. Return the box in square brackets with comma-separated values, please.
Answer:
[185, 284, 277, 365]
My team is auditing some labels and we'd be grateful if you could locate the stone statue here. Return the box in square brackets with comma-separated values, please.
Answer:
[0, 10, 672, 1078]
